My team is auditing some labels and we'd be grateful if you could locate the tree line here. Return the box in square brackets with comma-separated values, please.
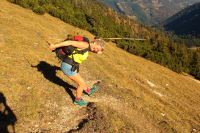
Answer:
[7, 0, 200, 79]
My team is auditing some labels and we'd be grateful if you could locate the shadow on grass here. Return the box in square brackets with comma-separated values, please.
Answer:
[0, 92, 17, 133]
[32, 61, 76, 101]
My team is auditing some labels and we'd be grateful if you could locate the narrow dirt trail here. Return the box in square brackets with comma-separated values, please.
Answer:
[56, 68, 160, 133]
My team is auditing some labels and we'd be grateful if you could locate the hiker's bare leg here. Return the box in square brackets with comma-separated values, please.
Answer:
[68, 73, 87, 98]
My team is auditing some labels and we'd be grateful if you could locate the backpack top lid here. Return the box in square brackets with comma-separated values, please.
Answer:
[74, 36, 83, 41]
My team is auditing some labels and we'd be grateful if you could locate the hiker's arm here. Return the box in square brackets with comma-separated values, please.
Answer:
[49, 41, 88, 50]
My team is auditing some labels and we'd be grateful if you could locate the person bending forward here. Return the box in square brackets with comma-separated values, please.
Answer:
[49, 38, 105, 106]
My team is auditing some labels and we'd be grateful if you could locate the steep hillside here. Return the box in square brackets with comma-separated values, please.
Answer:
[98, 0, 200, 25]
[7, 0, 200, 79]
[1, 0, 200, 132]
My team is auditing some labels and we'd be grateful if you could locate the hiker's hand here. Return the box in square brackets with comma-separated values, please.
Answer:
[49, 44, 56, 50]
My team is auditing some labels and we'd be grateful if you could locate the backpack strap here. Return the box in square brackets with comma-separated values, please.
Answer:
[74, 44, 90, 55]
[72, 36, 90, 55]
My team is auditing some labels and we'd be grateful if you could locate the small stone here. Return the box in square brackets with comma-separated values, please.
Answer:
[161, 113, 165, 116]
[27, 87, 32, 90]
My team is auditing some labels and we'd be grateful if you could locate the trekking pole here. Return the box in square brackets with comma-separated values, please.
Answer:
[35, 31, 55, 52]
[35, 31, 51, 45]
[101, 37, 146, 40]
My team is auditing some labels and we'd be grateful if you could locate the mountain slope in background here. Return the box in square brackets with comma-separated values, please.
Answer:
[155, 2, 200, 39]
[98, 0, 200, 25]
[0, 0, 200, 132]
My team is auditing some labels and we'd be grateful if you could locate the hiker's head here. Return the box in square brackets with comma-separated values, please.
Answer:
[90, 40, 105, 54]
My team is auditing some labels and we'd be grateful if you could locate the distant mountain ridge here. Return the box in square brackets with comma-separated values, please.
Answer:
[98, 0, 200, 26]
[156, 2, 200, 39]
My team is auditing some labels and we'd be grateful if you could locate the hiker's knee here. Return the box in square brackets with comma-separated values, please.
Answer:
[78, 80, 86, 88]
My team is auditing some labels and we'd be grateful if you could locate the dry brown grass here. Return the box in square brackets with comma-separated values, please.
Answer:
[0, 0, 200, 132]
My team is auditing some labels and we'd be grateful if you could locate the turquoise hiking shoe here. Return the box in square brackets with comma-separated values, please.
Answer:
[87, 85, 98, 96]
[74, 98, 88, 106]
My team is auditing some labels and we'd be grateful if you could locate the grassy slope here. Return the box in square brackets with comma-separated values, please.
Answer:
[0, 0, 200, 132]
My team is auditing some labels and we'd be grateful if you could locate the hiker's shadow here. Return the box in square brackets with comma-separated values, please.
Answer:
[32, 61, 76, 101]
[0, 92, 17, 133]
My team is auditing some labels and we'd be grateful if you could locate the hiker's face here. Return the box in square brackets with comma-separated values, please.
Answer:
[93, 43, 103, 54]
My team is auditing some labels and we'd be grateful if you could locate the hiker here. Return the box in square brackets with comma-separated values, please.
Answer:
[49, 36, 105, 106]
